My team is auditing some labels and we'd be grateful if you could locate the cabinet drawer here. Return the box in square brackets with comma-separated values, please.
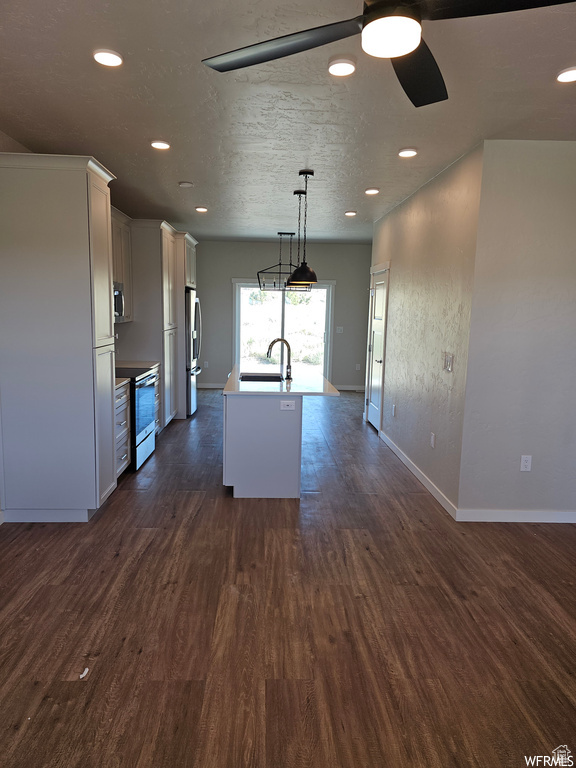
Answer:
[116, 437, 130, 476]
[114, 401, 130, 442]
[115, 383, 129, 409]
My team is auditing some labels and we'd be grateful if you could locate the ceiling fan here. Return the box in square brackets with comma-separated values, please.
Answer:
[203, 0, 573, 107]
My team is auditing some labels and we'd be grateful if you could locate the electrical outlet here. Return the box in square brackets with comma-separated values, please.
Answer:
[392, 404, 396, 417]
[204, 361, 209, 369]
[336, 326, 343, 334]
[521, 455, 532, 472]
[430, 432, 435, 448]
[280, 400, 295, 411]
[356, 363, 361, 370]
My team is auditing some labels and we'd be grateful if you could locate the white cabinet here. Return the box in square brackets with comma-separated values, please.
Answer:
[95, 345, 117, 501]
[111, 207, 133, 322]
[114, 379, 131, 476]
[0, 153, 117, 522]
[115, 220, 189, 430]
[182, 234, 198, 287]
[163, 328, 178, 425]
[162, 228, 177, 330]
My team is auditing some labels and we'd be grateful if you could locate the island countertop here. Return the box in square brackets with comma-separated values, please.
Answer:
[223, 365, 340, 397]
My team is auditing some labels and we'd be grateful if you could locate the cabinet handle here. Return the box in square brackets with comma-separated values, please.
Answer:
[120, 454, 128, 461]
[155, 418, 160, 424]
[116, 420, 127, 426]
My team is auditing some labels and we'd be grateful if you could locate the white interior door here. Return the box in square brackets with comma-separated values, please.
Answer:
[366, 270, 389, 430]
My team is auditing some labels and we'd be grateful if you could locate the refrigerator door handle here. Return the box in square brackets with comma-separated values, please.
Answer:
[195, 298, 202, 362]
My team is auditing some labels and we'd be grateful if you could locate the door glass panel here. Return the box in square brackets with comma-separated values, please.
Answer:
[283, 288, 327, 377]
[239, 287, 282, 371]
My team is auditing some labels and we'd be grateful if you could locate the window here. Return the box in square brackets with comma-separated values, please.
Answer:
[233, 280, 334, 378]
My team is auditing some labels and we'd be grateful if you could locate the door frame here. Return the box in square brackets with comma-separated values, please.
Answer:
[364, 262, 390, 429]
[232, 278, 335, 379]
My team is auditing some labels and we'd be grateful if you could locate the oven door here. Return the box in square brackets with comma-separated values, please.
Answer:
[134, 373, 158, 445]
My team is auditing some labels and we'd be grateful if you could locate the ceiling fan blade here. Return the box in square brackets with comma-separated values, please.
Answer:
[421, 0, 575, 21]
[391, 39, 448, 107]
[202, 16, 363, 72]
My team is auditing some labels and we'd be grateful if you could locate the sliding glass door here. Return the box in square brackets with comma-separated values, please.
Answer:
[234, 281, 333, 378]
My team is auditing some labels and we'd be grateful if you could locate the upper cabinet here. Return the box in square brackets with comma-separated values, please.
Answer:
[111, 207, 133, 322]
[162, 226, 177, 330]
[186, 234, 198, 287]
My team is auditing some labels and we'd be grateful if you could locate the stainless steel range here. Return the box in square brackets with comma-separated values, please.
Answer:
[115, 364, 159, 470]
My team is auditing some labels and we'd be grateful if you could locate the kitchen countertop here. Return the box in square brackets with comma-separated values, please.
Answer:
[115, 377, 130, 388]
[115, 360, 160, 369]
[223, 365, 339, 397]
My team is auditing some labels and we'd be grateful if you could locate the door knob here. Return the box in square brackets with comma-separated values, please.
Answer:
[375, 359, 383, 364]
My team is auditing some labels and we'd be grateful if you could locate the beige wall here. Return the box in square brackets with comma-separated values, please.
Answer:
[459, 141, 576, 515]
[372, 146, 483, 507]
[196, 240, 372, 388]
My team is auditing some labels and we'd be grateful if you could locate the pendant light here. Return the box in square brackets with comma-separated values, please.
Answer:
[287, 170, 317, 287]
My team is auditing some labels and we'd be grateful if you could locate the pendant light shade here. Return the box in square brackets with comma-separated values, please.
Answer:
[287, 260, 317, 286]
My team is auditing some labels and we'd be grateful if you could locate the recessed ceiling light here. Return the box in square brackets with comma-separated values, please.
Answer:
[365, 188, 380, 195]
[328, 56, 356, 77]
[557, 67, 576, 83]
[151, 141, 170, 150]
[399, 148, 417, 158]
[361, 16, 421, 59]
[345, 210, 357, 217]
[93, 49, 123, 67]
[195, 206, 208, 213]
[178, 181, 194, 188]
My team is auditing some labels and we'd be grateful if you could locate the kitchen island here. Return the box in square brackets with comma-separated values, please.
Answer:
[222, 365, 339, 498]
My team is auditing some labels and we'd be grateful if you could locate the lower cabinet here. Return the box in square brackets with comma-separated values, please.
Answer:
[94, 345, 117, 506]
[114, 379, 131, 476]
[163, 328, 178, 427]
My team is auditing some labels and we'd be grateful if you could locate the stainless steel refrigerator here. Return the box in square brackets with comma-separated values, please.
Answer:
[185, 288, 202, 416]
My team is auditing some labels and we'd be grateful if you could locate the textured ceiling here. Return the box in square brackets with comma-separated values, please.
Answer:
[0, 1, 575, 242]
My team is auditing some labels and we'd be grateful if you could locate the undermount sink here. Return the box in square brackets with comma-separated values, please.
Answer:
[239, 372, 284, 382]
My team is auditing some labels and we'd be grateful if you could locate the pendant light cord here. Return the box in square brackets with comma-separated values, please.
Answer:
[303, 173, 308, 264]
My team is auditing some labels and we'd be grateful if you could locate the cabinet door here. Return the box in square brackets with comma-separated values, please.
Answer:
[162, 230, 177, 330]
[111, 217, 123, 284]
[121, 225, 133, 321]
[163, 328, 178, 426]
[88, 173, 114, 346]
[186, 240, 196, 287]
[94, 345, 117, 505]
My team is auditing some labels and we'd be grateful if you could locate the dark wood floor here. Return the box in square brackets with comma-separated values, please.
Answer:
[1, 389, 575, 767]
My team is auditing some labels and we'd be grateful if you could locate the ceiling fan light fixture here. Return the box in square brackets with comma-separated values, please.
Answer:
[361, 15, 421, 59]
[328, 56, 356, 77]
[557, 66, 576, 83]
[93, 49, 123, 67]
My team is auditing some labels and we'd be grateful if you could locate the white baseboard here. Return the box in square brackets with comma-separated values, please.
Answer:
[2, 508, 96, 523]
[0, 509, 3, 526]
[379, 430, 576, 524]
[378, 431, 458, 519]
[456, 508, 576, 523]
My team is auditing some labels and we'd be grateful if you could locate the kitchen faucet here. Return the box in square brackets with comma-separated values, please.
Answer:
[267, 338, 292, 380]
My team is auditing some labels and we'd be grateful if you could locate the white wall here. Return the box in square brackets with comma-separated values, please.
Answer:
[196, 240, 372, 388]
[372, 146, 483, 507]
[458, 141, 576, 518]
